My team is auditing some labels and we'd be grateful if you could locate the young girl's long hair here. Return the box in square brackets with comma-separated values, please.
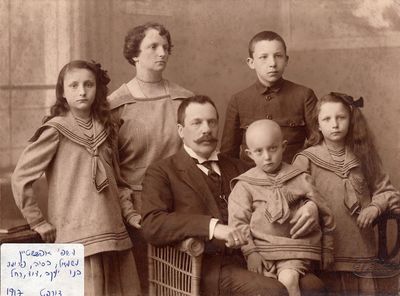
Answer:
[307, 92, 382, 187]
[44, 60, 117, 144]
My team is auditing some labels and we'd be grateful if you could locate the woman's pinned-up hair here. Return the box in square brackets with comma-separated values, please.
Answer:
[123, 22, 173, 66]
[307, 92, 382, 187]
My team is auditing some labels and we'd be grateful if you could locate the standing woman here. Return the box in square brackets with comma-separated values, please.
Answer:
[108, 22, 194, 290]
[109, 22, 194, 206]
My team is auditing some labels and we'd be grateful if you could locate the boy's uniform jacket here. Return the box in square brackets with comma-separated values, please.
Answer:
[293, 143, 400, 271]
[228, 163, 335, 263]
[221, 78, 317, 163]
[12, 112, 134, 257]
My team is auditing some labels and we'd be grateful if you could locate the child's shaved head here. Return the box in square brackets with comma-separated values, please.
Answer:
[245, 119, 287, 173]
[246, 119, 283, 148]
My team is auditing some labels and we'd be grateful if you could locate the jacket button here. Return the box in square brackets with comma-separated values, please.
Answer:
[266, 95, 272, 100]
[266, 115, 272, 119]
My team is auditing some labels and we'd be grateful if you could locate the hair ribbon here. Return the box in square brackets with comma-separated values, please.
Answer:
[351, 97, 364, 108]
[330, 92, 364, 108]
[91, 60, 111, 85]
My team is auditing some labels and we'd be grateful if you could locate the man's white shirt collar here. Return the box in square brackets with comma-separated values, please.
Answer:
[183, 144, 220, 175]
[183, 144, 219, 163]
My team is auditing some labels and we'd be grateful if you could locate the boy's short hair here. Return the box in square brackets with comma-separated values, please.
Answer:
[248, 31, 287, 58]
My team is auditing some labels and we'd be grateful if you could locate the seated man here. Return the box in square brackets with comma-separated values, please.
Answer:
[141, 95, 325, 296]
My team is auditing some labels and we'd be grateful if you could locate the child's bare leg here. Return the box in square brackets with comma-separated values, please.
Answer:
[278, 269, 301, 296]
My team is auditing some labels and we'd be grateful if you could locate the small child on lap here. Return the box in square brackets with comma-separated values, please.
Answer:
[228, 119, 335, 296]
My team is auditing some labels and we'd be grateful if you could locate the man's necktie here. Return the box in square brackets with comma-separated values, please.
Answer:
[199, 160, 228, 204]
[194, 159, 228, 222]
[199, 160, 221, 184]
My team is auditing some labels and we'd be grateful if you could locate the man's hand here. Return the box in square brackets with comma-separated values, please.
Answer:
[247, 252, 264, 274]
[290, 201, 319, 239]
[357, 206, 379, 229]
[213, 224, 247, 248]
[33, 222, 56, 243]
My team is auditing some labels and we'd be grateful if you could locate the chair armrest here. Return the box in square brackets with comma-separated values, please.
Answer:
[0, 229, 42, 244]
[148, 237, 205, 295]
[174, 237, 205, 257]
[376, 212, 400, 261]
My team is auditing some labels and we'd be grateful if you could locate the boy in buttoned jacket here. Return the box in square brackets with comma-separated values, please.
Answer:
[221, 31, 317, 164]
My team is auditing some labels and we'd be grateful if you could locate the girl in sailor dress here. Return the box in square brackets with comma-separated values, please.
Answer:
[12, 60, 142, 296]
[292, 92, 400, 296]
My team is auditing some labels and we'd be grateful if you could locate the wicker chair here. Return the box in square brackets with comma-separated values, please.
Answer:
[377, 211, 400, 261]
[147, 213, 400, 295]
[148, 238, 205, 296]
[352, 211, 400, 279]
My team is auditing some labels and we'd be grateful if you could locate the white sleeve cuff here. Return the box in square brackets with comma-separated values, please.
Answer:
[209, 218, 219, 240]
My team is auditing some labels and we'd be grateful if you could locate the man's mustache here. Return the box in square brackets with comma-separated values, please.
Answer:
[194, 135, 218, 144]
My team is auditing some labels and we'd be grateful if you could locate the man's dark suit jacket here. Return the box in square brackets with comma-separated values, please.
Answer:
[141, 147, 248, 295]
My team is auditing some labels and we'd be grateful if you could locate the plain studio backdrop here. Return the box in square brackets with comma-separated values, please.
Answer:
[0, 0, 399, 292]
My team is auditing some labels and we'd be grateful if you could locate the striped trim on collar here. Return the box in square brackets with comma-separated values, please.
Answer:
[298, 150, 360, 178]
[44, 121, 107, 150]
[234, 164, 304, 187]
